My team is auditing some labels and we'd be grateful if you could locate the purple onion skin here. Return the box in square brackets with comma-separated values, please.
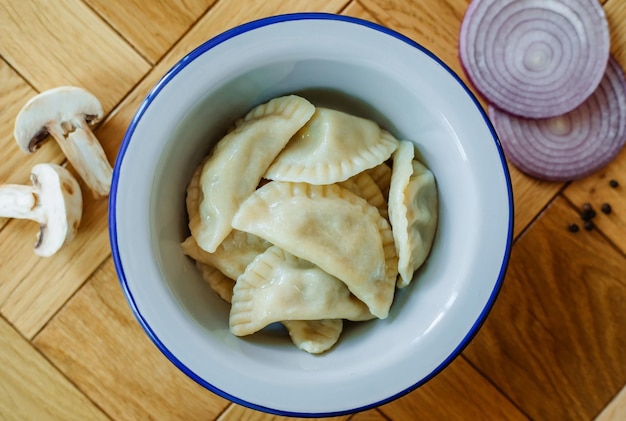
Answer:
[460, 0, 610, 119]
[489, 57, 626, 182]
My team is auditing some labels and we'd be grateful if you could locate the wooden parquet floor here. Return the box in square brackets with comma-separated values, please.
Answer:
[1, 0, 625, 420]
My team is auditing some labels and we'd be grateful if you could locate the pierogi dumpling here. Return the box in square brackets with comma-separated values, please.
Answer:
[282, 319, 343, 354]
[181, 97, 439, 353]
[339, 171, 388, 219]
[231, 181, 397, 319]
[195, 261, 235, 303]
[196, 252, 344, 354]
[230, 246, 373, 336]
[183, 161, 272, 281]
[190, 95, 315, 253]
[264, 107, 399, 184]
[388, 140, 438, 287]
[181, 231, 271, 281]
[184, 156, 205, 222]
[367, 163, 393, 201]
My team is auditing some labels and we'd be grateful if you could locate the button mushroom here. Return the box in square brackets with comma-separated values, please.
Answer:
[0, 163, 82, 257]
[14, 86, 113, 198]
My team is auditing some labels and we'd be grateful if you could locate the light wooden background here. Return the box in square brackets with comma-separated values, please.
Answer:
[1, 0, 625, 420]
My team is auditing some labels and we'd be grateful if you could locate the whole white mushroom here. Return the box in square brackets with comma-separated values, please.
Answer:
[0, 163, 82, 257]
[14, 86, 113, 198]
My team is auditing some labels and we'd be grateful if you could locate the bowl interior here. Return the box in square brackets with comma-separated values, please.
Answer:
[111, 14, 512, 416]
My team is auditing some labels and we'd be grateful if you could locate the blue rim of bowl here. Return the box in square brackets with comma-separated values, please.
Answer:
[109, 12, 514, 418]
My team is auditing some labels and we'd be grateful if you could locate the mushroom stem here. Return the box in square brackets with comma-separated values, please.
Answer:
[0, 184, 44, 222]
[48, 117, 112, 198]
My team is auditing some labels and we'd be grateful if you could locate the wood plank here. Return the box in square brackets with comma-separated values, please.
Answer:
[605, 0, 626, 67]
[508, 165, 562, 238]
[352, 0, 562, 239]
[356, 0, 463, 73]
[0, 175, 110, 338]
[0, 60, 64, 231]
[349, 409, 388, 421]
[84, 0, 217, 63]
[0, 0, 150, 114]
[0, 60, 62, 186]
[562, 149, 626, 256]
[0, 315, 108, 420]
[33, 257, 228, 421]
[463, 197, 626, 420]
[217, 404, 351, 420]
[563, 0, 626, 256]
[596, 384, 626, 421]
[0, 0, 351, 341]
[93, 0, 351, 163]
[377, 356, 528, 420]
[345, 4, 527, 420]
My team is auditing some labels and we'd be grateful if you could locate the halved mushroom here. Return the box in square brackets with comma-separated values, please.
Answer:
[0, 163, 82, 257]
[14, 86, 113, 198]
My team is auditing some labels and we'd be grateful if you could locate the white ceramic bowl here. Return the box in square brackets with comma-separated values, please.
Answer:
[109, 13, 513, 417]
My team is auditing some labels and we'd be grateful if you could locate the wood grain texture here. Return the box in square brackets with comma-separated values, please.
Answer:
[353, 0, 562, 239]
[507, 165, 563, 238]
[0, 0, 149, 316]
[84, 0, 216, 63]
[563, 148, 626, 256]
[216, 406, 386, 420]
[606, 0, 626, 67]
[33, 258, 228, 421]
[0, 60, 61, 186]
[563, 0, 626, 256]
[463, 197, 626, 420]
[0, 315, 108, 420]
[0, 178, 110, 339]
[0, 60, 65, 234]
[345, 4, 527, 417]
[377, 356, 528, 420]
[597, 384, 626, 421]
[217, 404, 351, 420]
[1, 0, 626, 420]
[94, 0, 352, 160]
[349, 410, 389, 421]
[0, 0, 150, 114]
[0, 0, 356, 341]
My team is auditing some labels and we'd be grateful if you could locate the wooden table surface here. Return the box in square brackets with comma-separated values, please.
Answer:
[1, 0, 625, 420]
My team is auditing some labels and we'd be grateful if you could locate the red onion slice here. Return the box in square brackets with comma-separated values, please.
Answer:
[460, 0, 610, 118]
[489, 57, 626, 182]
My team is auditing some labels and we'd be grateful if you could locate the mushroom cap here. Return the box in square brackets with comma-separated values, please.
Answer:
[14, 86, 103, 153]
[31, 163, 83, 257]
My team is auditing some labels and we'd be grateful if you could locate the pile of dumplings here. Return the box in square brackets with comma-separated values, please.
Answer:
[182, 95, 438, 354]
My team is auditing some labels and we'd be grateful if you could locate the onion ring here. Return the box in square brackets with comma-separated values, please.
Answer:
[489, 57, 626, 181]
[459, 0, 610, 118]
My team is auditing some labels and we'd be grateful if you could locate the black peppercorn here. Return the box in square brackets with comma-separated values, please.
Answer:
[584, 221, 594, 231]
[580, 203, 596, 221]
[568, 223, 580, 233]
[609, 179, 619, 188]
[601, 203, 612, 214]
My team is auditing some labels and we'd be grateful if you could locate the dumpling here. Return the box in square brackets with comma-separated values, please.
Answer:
[367, 163, 393, 201]
[194, 244, 343, 353]
[388, 140, 438, 288]
[185, 156, 206, 223]
[229, 246, 373, 336]
[189, 95, 315, 252]
[231, 181, 397, 319]
[264, 108, 399, 184]
[282, 319, 343, 354]
[339, 171, 388, 219]
[181, 231, 271, 281]
[195, 261, 235, 303]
